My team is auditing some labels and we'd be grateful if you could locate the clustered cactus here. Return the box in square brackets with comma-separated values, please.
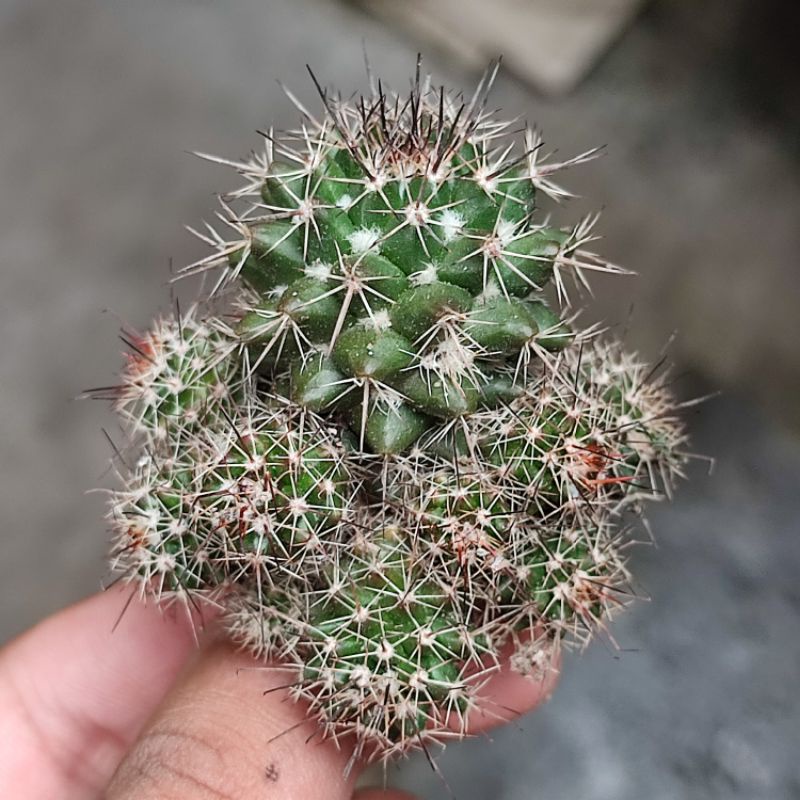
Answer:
[100, 63, 688, 762]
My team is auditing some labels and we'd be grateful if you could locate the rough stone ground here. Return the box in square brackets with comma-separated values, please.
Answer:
[1, 1, 798, 797]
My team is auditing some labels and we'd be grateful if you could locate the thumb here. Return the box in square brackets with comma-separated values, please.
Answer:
[106, 641, 358, 800]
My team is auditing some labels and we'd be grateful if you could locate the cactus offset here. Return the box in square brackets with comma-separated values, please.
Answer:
[112, 307, 240, 438]
[98, 63, 689, 763]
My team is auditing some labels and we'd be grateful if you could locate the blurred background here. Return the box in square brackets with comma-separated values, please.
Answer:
[1, 0, 798, 797]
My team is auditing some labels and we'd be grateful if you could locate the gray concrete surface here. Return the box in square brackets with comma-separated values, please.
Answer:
[1, 0, 798, 797]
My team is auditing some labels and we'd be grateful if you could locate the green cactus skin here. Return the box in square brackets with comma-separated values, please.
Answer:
[102, 65, 689, 764]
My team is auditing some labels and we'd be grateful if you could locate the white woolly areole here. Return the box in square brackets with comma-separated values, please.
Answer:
[474, 165, 498, 193]
[438, 208, 465, 243]
[291, 198, 315, 224]
[435, 337, 475, 373]
[410, 264, 439, 286]
[495, 218, 517, 245]
[477, 279, 503, 303]
[509, 637, 556, 680]
[347, 227, 381, 255]
[266, 283, 288, 299]
[364, 172, 388, 193]
[305, 260, 332, 281]
[403, 201, 430, 227]
[351, 665, 372, 688]
[375, 639, 395, 661]
[408, 669, 429, 689]
[360, 308, 392, 331]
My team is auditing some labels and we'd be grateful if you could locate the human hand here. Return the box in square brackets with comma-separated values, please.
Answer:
[0, 587, 558, 799]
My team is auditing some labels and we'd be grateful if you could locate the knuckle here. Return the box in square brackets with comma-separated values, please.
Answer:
[107, 724, 234, 800]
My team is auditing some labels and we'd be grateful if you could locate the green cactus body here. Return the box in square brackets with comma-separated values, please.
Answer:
[193, 401, 352, 583]
[102, 65, 689, 763]
[296, 528, 487, 756]
[108, 440, 221, 596]
[114, 308, 239, 436]
[499, 520, 629, 640]
[213, 103, 591, 453]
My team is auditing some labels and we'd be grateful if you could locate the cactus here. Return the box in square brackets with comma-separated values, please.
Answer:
[112, 306, 240, 438]
[294, 523, 491, 760]
[99, 63, 689, 762]
[109, 392, 352, 599]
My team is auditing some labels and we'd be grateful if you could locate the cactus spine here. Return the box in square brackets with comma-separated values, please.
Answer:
[100, 63, 688, 762]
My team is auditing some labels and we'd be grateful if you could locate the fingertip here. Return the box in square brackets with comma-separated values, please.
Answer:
[14, 584, 208, 658]
[26, 587, 210, 693]
[0, 587, 218, 798]
[91, 583, 219, 645]
[459, 638, 561, 735]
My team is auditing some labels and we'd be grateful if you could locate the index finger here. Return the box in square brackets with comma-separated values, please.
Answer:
[0, 587, 205, 799]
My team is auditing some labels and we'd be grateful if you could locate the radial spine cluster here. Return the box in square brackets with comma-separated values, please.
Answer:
[101, 63, 688, 762]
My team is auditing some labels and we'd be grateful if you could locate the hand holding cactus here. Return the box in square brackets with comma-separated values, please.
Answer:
[95, 62, 687, 776]
[0, 587, 554, 799]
